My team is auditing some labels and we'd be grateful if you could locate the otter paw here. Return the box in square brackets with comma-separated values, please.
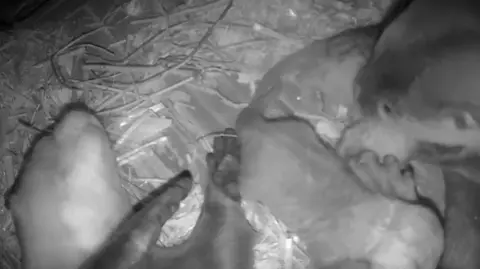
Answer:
[206, 128, 242, 201]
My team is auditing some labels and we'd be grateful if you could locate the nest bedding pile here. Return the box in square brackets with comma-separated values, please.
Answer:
[0, 0, 390, 268]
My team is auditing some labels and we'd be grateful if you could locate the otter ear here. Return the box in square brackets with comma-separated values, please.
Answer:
[377, 100, 396, 119]
[433, 110, 478, 130]
[453, 111, 478, 129]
